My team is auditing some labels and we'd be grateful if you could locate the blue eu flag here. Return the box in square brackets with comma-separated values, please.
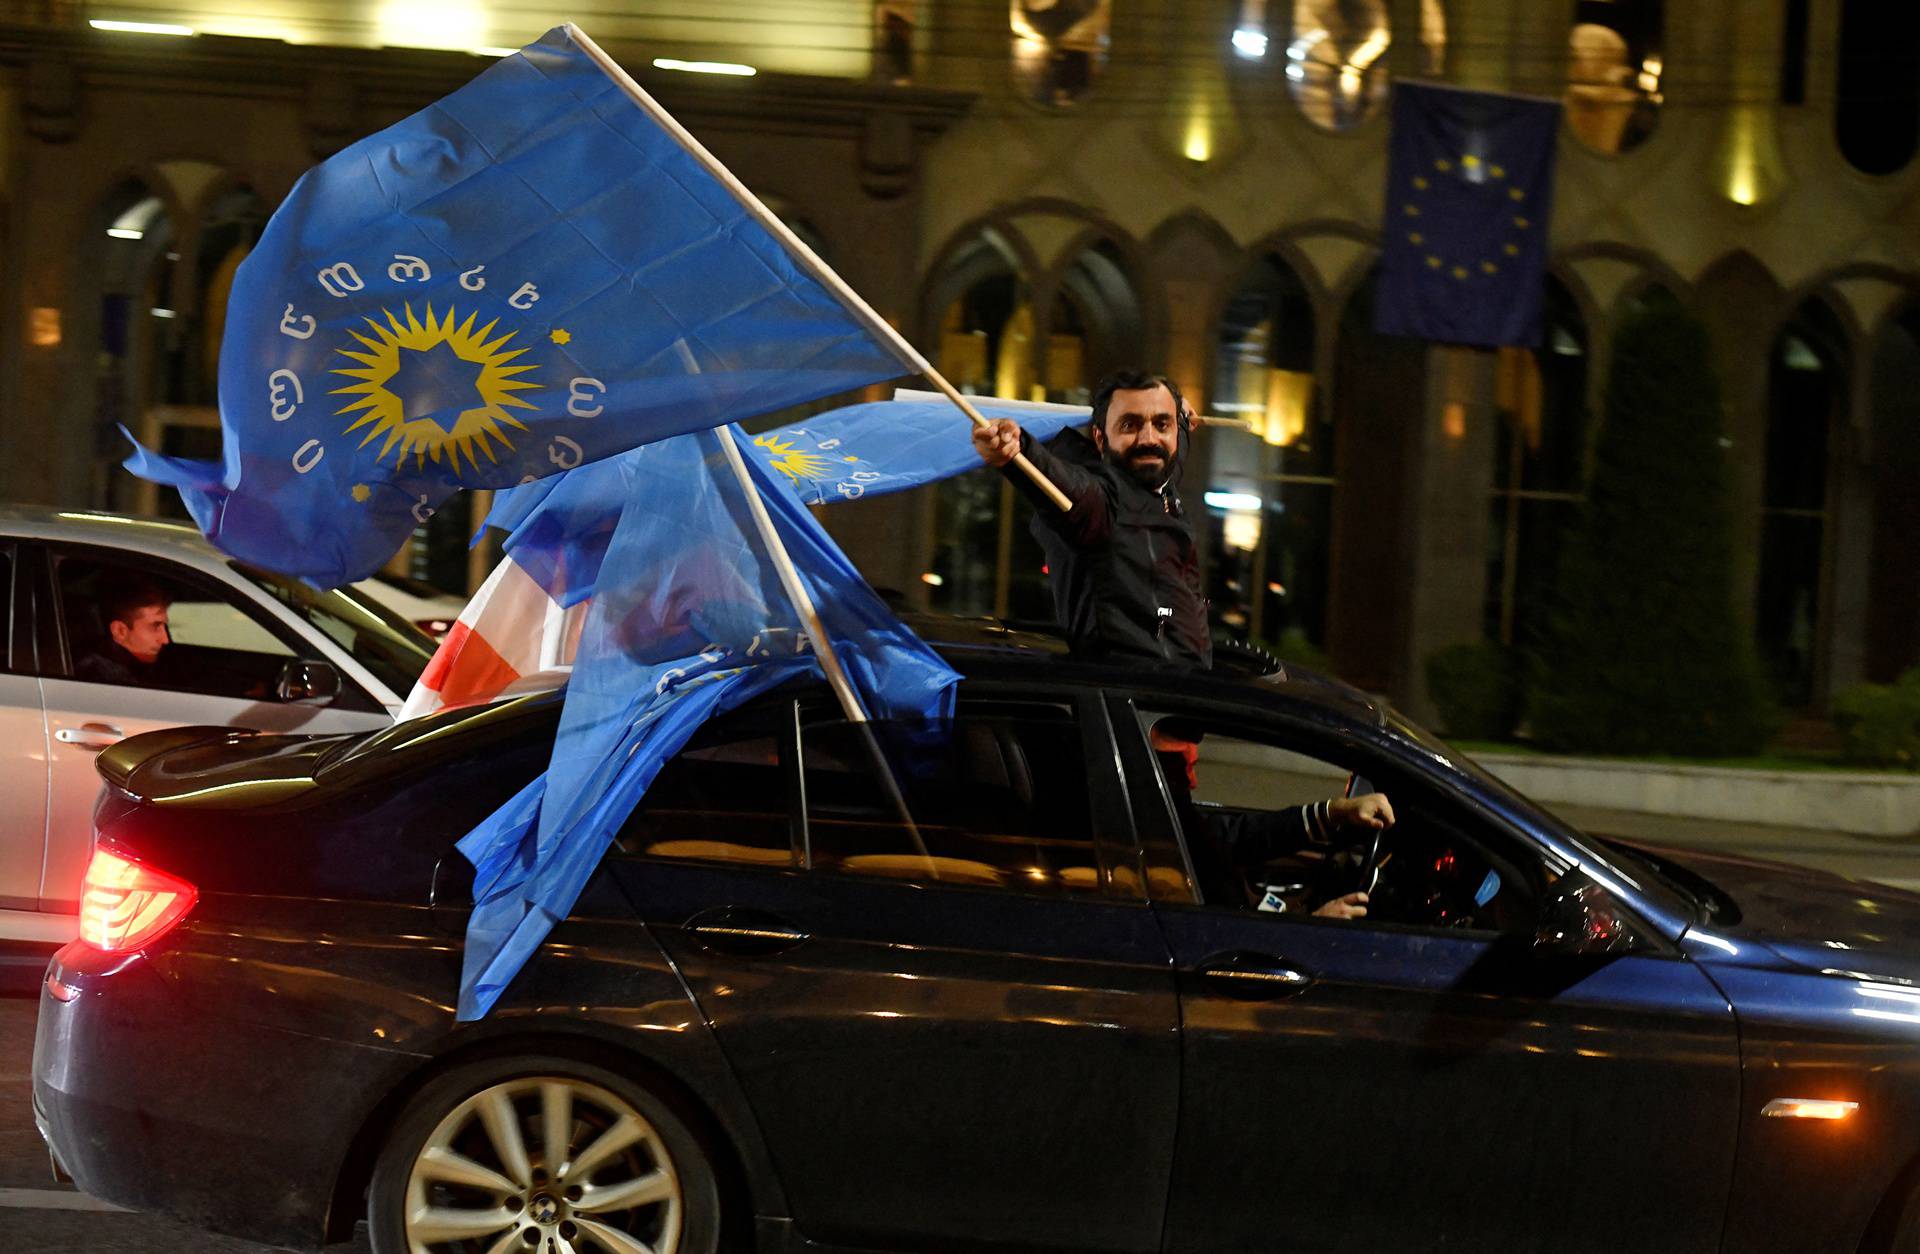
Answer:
[127, 24, 906, 589]
[1375, 83, 1562, 348]
[456, 425, 959, 1019]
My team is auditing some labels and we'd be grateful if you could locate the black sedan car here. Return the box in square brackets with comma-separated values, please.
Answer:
[30, 630, 1920, 1254]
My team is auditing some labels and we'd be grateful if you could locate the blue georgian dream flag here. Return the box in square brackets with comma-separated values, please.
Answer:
[456, 424, 959, 1020]
[1375, 82, 1562, 348]
[482, 391, 1093, 605]
[125, 24, 907, 589]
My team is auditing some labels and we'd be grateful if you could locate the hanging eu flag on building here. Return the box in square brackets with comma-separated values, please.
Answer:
[126, 24, 908, 589]
[1375, 82, 1562, 348]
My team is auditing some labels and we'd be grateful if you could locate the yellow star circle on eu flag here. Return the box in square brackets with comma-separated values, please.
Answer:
[549, 328, 572, 345]
[1404, 151, 1533, 283]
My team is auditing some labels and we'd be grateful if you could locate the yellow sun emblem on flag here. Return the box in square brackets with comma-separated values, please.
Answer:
[754, 432, 837, 481]
[330, 303, 541, 471]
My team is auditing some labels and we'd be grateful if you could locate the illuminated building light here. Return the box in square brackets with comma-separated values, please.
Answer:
[1761, 1099, 1858, 1121]
[653, 58, 757, 77]
[1232, 28, 1268, 59]
[90, 19, 194, 35]
[919, 572, 944, 586]
[151, 308, 176, 319]
[1183, 115, 1212, 163]
[106, 228, 143, 240]
[1205, 491, 1263, 512]
[29, 307, 61, 348]
[376, 1, 483, 52]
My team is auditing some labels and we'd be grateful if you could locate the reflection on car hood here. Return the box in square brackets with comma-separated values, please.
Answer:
[1636, 841, 1920, 980]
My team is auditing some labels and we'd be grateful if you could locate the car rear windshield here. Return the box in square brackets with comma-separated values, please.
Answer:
[235, 564, 437, 699]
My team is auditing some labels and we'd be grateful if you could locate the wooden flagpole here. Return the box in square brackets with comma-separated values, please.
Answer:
[569, 26, 1073, 513]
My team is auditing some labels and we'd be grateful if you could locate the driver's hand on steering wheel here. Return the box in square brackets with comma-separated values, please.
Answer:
[1313, 891, 1369, 920]
[1329, 793, 1395, 830]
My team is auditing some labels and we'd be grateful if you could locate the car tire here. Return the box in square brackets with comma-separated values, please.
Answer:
[366, 1051, 722, 1254]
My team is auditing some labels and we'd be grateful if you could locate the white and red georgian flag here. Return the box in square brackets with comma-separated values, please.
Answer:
[399, 557, 582, 720]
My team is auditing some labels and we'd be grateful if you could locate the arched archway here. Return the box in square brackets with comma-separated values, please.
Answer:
[1205, 251, 1329, 652]
[1758, 296, 1850, 704]
[1487, 276, 1588, 651]
[1866, 302, 1920, 680]
[1836, 0, 1920, 175]
[90, 178, 179, 510]
[920, 227, 1033, 616]
[1566, 0, 1663, 153]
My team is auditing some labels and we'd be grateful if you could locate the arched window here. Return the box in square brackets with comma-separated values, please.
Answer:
[1836, 0, 1920, 175]
[922, 229, 1142, 621]
[95, 182, 178, 511]
[1866, 304, 1920, 680]
[1011, 0, 1110, 108]
[1759, 299, 1849, 705]
[1565, 0, 1663, 153]
[924, 235, 1029, 616]
[1487, 279, 1588, 650]
[1206, 253, 1327, 653]
[874, 1, 916, 84]
[1286, 0, 1392, 131]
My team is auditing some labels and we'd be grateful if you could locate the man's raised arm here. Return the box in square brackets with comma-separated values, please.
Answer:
[971, 419, 1114, 546]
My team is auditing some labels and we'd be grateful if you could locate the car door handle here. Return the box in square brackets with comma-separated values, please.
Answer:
[1196, 952, 1313, 1000]
[684, 907, 810, 956]
[55, 724, 124, 751]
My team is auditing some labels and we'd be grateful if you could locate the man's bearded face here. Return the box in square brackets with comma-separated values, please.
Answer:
[1095, 384, 1180, 489]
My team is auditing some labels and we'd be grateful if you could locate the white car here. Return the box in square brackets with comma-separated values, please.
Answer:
[351, 571, 468, 639]
[0, 506, 436, 944]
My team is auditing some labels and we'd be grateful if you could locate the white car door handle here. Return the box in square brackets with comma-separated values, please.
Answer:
[56, 724, 124, 750]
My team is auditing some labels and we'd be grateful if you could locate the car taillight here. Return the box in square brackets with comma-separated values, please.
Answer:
[78, 849, 198, 953]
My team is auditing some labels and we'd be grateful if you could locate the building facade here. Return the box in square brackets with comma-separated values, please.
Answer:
[1, 0, 1915, 716]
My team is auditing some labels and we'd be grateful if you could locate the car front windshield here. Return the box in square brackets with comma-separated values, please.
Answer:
[235, 564, 438, 700]
[1382, 711, 1702, 925]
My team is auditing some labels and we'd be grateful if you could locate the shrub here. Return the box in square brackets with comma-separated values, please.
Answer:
[1528, 304, 1776, 756]
[1425, 641, 1520, 741]
[1831, 669, 1920, 770]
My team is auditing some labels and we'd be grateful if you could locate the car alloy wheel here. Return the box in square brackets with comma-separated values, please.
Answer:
[370, 1056, 719, 1254]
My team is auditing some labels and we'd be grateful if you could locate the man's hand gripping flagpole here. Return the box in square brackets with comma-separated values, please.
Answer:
[567, 26, 1073, 515]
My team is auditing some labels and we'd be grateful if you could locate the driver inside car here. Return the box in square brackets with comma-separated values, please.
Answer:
[1151, 726, 1393, 919]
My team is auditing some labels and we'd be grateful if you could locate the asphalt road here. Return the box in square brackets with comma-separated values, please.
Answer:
[0, 806, 1915, 1251]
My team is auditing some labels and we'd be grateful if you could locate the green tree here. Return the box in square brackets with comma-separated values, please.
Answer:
[1529, 304, 1774, 755]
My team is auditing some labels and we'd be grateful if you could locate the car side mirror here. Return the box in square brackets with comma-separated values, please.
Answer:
[1535, 876, 1646, 955]
[276, 659, 341, 705]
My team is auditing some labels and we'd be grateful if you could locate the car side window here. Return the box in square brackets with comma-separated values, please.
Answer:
[54, 553, 307, 702]
[800, 702, 1105, 896]
[615, 707, 796, 868]
[0, 547, 12, 673]
[1144, 712, 1541, 935]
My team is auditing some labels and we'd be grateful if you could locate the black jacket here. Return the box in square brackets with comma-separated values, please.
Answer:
[74, 641, 160, 687]
[1005, 425, 1211, 669]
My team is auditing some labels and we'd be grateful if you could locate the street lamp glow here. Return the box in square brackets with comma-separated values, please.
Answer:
[90, 19, 194, 35]
[1231, 28, 1268, 59]
[106, 228, 144, 240]
[653, 58, 757, 77]
[1204, 491, 1263, 512]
